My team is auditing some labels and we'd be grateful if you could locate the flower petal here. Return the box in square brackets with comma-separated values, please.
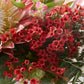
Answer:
[2, 41, 14, 49]
[3, 49, 13, 56]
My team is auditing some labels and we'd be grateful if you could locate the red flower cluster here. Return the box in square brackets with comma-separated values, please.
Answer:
[1, 5, 83, 83]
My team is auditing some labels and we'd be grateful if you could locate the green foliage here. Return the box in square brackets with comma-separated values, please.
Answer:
[40, 72, 55, 84]
[11, 0, 25, 8]
[72, 70, 81, 84]
[67, 2, 73, 6]
[28, 68, 45, 80]
[0, 79, 15, 84]
[46, 0, 64, 12]
[0, 54, 15, 84]
[39, 0, 54, 4]
[0, 53, 9, 79]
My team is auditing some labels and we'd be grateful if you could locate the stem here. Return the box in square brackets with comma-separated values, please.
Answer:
[63, 59, 81, 70]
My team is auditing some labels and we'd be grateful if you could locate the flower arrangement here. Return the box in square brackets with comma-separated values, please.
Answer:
[0, 0, 84, 84]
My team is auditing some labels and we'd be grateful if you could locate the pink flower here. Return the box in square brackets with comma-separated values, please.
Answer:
[35, 2, 42, 9]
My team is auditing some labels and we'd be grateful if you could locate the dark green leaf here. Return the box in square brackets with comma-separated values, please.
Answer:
[40, 72, 54, 84]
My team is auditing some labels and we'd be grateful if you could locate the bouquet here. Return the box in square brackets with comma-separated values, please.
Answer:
[0, 0, 84, 84]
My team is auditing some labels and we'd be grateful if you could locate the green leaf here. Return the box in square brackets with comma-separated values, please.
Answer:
[54, 0, 64, 6]
[65, 23, 69, 26]
[28, 69, 45, 80]
[46, 0, 64, 7]
[40, 72, 54, 84]
[46, 0, 64, 12]
[67, 2, 73, 6]
[0, 54, 9, 79]
[46, 2, 54, 7]
[0, 79, 15, 84]
[72, 70, 81, 84]
[40, 0, 54, 4]
[11, 0, 25, 8]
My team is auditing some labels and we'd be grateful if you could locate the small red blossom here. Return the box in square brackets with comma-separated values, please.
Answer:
[21, 67, 25, 72]
[8, 73, 13, 78]
[51, 66, 56, 71]
[30, 78, 37, 84]
[3, 71, 8, 76]
[24, 79, 28, 84]
[28, 67, 34, 72]
[14, 69, 20, 75]
[24, 60, 29, 65]
[10, 29, 16, 34]
[13, 58, 18, 63]
[9, 55, 14, 59]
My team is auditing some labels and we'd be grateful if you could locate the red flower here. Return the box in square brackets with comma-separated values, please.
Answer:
[56, 28, 63, 35]
[58, 46, 64, 52]
[29, 67, 34, 72]
[14, 69, 20, 75]
[59, 39, 65, 46]
[25, 35, 32, 42]
[24, 60, 29, 65]
[61, 34, 67, 41]
[10, 29, 16, 34]
[52, 40, 59, 46]
[24, 79, 28, 84]
[36, 79, 40, 83]
[54, 19, 59, 23]
[15, 75, 20, 81]
[3, 71, 8, 76]
[30, 78, 37, 84]
[63, 15, 70, 22]
[31, 62, 37, 67]
[56, 23, 60, 28]
[13, 58, 18, 63]
[54, 33, 59, 39]
[21, 67, 25, 72]
[72, 16, 78, 22]
[51, 66, 56, 71]
[9, 55, 14, 59]
[8, 73, 13, 78]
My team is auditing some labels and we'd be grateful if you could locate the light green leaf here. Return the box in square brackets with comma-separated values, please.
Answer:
[67, 1, 73, 6]
[46, 0, 64, 12]
[28, 69, 45, 80]
[11, 0, 25, 8]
